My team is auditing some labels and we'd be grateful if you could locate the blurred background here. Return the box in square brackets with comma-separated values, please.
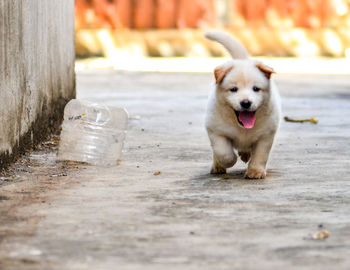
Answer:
[75, 0, 350, 59]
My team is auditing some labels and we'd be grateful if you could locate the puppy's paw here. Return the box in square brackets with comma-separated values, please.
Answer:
[215, 154, 237, 168]
[245, 168, 266, 179]
[210, 165, 226, 174]
[239, 151, 251, 163]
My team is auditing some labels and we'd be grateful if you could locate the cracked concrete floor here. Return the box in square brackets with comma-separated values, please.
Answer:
[0, 71, 350, 269]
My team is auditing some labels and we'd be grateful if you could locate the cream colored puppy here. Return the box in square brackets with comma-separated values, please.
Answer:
[205, 30, 281, 179]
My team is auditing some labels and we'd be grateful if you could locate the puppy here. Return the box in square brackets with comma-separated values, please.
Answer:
[204, 30, 281, 179]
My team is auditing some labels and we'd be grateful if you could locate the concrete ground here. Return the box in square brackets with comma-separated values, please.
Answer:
[0, 70, 350, 269]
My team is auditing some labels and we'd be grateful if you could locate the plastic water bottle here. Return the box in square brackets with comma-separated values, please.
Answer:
[58, 99, 128, 166]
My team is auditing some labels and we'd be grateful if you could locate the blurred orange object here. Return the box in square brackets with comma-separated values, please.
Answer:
[115, 0, 132, 28]
[74, 0, 343, 29]
[177, 0, 215, 28]
[133, 0, 154, 29]
[245, 0, 267, 25]
[75, 0, 90, 29]
[92, 0, 117, 28]
[156, 0, 177, 29]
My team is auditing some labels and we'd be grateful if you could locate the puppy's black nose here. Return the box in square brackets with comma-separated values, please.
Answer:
[240, 100, 252, 109]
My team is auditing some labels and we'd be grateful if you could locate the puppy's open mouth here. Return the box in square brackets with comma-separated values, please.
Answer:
[234, 111, 256, 129]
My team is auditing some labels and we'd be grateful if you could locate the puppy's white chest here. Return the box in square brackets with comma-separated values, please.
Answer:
[230, 129, 255, 151]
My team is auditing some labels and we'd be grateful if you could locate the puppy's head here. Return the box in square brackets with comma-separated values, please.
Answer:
[214, 59, 275, 129]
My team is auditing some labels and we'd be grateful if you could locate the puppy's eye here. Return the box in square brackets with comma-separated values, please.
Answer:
[230, 87, 238, 92]
[253, 86, 260, 92]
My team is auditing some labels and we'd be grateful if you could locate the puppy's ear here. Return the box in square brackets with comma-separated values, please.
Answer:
[256, 63, 275, 79]
[214, 66, 233, 84]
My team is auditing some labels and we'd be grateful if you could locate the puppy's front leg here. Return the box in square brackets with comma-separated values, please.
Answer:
[208, 132, 237, 174]
[245, 136, 274, 179]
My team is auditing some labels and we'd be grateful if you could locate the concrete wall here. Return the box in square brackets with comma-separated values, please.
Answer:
[0, 1, 75, 169]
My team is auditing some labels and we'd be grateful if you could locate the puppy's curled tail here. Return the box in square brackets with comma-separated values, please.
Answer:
[205, 30, 249, 59]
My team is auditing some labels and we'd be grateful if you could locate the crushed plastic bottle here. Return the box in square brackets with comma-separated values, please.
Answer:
[58, 99, 128, 166]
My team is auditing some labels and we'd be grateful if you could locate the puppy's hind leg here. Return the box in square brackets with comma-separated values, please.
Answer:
[239, 151, 251, 163]
[208, 133, 237, 174]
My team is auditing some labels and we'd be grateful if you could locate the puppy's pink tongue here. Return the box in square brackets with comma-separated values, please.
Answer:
[238, 111, 256, 129]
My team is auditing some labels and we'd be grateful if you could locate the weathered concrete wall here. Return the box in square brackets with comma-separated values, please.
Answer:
[0, 1, 75, 169]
